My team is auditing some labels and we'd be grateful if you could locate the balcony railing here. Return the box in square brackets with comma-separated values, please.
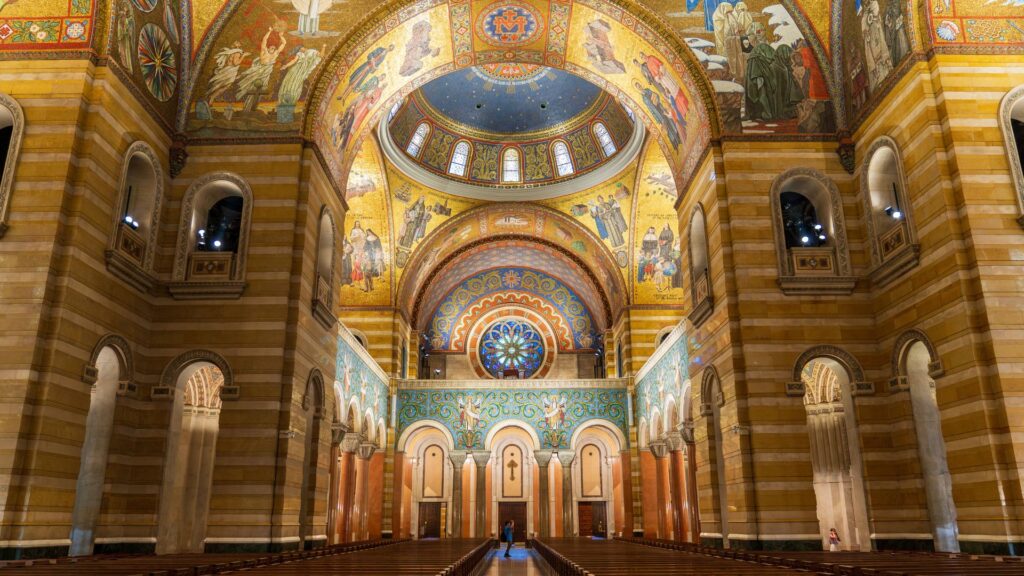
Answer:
[394, 378, 629, 390]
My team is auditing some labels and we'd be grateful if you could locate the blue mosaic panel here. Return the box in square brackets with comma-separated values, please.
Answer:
[397, 387, 628, 449]
[336, 336, 390, 433]
[635, 331, 690, 428]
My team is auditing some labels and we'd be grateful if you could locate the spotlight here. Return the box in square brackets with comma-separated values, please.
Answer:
[801, 236, 810, 244]
[818, 234, 826, 241]
[884, 206, 903, 220]
[198, 229, 206, 237]
[213, 240, 222, 248]
[813, 224, 822, 231]
[124, 215, 134, 224]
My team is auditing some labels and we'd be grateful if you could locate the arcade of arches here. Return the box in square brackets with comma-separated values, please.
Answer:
[1, 0, 1024, 569]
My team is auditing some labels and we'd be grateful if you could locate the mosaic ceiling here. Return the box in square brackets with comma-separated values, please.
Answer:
[415, 65, 607, 135]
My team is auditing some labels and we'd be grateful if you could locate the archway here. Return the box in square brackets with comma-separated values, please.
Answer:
[68, 337, 132, 556]
[155, 352, 231, 554]
[700, 366, 729, 548]
[570, 422, 626, 539]
[798, 352, 870, 551]
[298, 370, 326, 549]
[897, 334, 959, 552]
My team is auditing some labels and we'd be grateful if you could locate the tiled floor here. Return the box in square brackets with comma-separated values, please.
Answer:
[478, 545, 551, 575]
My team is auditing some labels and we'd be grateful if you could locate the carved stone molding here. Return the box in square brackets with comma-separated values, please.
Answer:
[341, 432, 364, 453]
[556, 450, 576, 467]
[785, 381, 806, 397]
[998, 84, 1024, 229]
[158, 349, 236, 402]
[331, 422, 350, 445]
[850, 381, 875, 397]
[169, 140, 188, 179]
[449, 450, 469, 467]
[888, 376, 909, 394]
[0, 93, 25, 239]
[836, 134, 855, 174]
[472, 451, 491, 467]
[665, 429, 684, 452]
[791, 345, 866, 384]
[171, 172, 254, 297]
[357, 442, 377, 460]
[769, 168, 857, 295]
[533, 449, 553, 467]
[648, 441, 669, 459]
[891, 328, 944, 379]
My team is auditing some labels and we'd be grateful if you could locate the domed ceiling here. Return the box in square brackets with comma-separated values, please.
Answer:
[384, 64, 640, 192]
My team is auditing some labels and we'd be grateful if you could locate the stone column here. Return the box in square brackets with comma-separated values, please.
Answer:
[619, 449, 634, 537]
[682, 422, 700, 543]
[368, 449, 385, 538]
[649, 440, 670, 539]
[354, 442, 376, 541]
[666, 430, 688, 542]
[391, 451, 405, 539]
[472, 451, 490, 537]
[534, 450, 553, 538]
[326, 424, 346, 544]
[449, 450, 469, 538]
[557, 451, 576, 537]
[338, 432, 362, 542]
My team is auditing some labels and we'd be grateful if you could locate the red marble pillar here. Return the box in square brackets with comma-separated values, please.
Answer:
[667, 432, 688, 542]
[326, 443, 341, 545]
[639, 449, 659, 538]
[337, 433, 361, 542]
[367, 450, 385, 538]
[686, 440, 700, 543]
[353, 442, 375, 541]
[391, 451, 405, 539]
[650, 440, 671, 539]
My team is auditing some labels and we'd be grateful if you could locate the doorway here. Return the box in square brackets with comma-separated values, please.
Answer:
[498, 502, 528, 542]
[578, 502, 607, 537]
[419, 502, 445, 538]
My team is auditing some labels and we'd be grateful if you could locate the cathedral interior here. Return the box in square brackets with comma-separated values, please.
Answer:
[0, 0, 1023, 574]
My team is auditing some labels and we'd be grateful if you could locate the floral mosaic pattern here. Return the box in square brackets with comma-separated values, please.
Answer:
[0, 0, 94, 50]
[138, 23, 178, 101]
[397, 387, 628, 449]
[427, 267, 597, 351]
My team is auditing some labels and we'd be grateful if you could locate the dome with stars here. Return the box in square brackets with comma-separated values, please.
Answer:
[382, 64, 641, 196]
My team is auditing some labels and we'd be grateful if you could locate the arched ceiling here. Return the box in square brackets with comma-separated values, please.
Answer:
[415, 239, 610, 330]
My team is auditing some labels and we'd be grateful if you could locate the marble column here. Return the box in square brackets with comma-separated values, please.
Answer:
[534, 450, 553, 538]
[354, 442, 376, 541]
[666, 430, 688, 542]
[368, 449, 385, 538]
[338, 432, 362, 542]
[649, 440, 670, 539]
[449, 450, 469, 538]
[391, 451, 405, 539]
[557, 451, 576, 537]
[326, 424, 346, 544]
[472, 451, 490, 537]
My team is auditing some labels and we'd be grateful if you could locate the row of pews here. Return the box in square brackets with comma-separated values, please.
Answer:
[532, 537, 810, 575]
[617, 536, 1023, 576]
[0, 539, 494, 576]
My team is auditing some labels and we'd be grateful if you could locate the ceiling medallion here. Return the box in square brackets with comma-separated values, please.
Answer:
[476, 2, 544, 48]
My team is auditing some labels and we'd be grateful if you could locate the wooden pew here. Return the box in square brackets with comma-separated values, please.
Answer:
[533, 538, 826, 575]
[618, 536, 1024, 576]
[0, 539, 400, 575]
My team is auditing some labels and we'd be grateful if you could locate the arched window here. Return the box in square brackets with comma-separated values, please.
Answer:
[616, 340, 624, 378]
[998, 85, 1024, 225]
[580, 443, 603, 497]
[553, 141, 574, 176]
[769, 169, 854, 295]
[593, 122, 616, 157]
[448, 141, 470, 177]
[688, 205, 713, 326]
[862, 138, 919, 285]
[0, 93, 25, 237]
[407, 123, 429, 157]
[171, 173, 253, 298]
[107, 142, 164, 289]
[387, 100, 402, 124]
[502, 148, 521, 183]
[313, 208, 337, 328]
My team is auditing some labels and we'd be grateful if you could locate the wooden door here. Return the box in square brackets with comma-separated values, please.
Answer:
[419, 502, 443, 538]
[577, 502, 593, 537]
[497, 502, 528, 542]
[590, 501, 607, 537]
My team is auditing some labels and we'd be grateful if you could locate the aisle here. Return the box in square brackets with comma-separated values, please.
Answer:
[478, 545, 551, 575]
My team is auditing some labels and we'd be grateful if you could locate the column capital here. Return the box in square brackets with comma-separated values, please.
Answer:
[678, 421, 695, 444]
[534, 449, 554, 467]
[649, 440, 669, 459]
[449, 449, 469, 467]
[331, 422, 350, 445]
[556, 450, 576, 467]
[471, 451, 491, 467]
[341, 432, 364, 453]
[665, 429, 684, 452]
[357, 442, 376, 460]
